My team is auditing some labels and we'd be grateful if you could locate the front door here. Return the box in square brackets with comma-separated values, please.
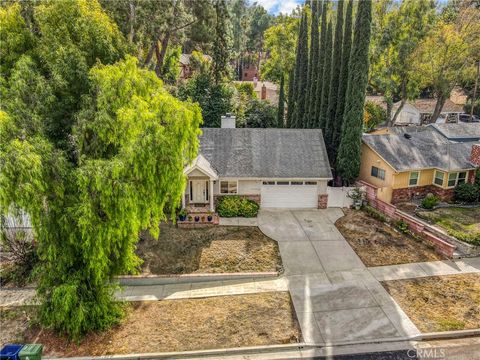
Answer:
[192, 180, 206, 203]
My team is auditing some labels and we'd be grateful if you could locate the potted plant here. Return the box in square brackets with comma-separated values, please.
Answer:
[347, 187, 365, 210]
[187, 215, 193, 222]
[207, 211, 213, 222]
[178, 209, 187, 221]
[194, 215, 200, 222]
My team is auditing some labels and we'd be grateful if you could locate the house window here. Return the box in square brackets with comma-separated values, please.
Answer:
[220, 180, 237, 194]
[205, 181, 209, 201]
[305, 181, 317, 185]
[276, 181, 289, 185]
[434, 171, 444, 186]
[409, 171, 419, 187]
[447, 172, 467, 188]
[371, 166, 385, 180]
[263, 181, 275, 185]
[291, 181, 304, 185]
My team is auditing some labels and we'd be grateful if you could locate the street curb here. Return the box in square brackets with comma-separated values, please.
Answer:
[412, 328, 480, 340]
[117, 272, 279, 286]
[43, 343, 310, 360]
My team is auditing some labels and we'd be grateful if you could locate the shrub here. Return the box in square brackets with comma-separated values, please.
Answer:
[421, 194, 439, 209]
[363, 205, 387, 222]
[395, 220, 409, 234]
[454, 183, 479, 203]
[216, 196, 259, 218]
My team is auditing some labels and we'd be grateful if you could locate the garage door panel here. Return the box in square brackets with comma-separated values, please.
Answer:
[261, 185, 317, 208]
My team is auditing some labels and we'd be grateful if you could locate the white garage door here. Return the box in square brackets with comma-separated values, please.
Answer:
[261, 182, 318, 208]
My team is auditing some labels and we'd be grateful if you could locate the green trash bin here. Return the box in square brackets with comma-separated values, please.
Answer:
[18, 345, 42, 360]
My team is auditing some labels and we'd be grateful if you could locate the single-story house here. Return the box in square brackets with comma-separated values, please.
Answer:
[392, 99, 464, 126]
[182, 122, 332, 211]
[179, 53, 211, 80]
[359, 125, 479, 204]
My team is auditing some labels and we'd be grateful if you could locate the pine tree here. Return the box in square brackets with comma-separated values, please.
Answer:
[337, 0, 372, 184]
[304, 0, 320, 127]
[277, 74, 285, 127]
[324, 0, 344, 159]
[291, 11, 309, 128]
[312, 0, 328, 128]
[286, 67, 295, 127]
[318, 21, 332, 133]
[332, 0, 353, 163]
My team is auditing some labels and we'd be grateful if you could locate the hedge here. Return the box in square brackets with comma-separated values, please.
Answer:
[216, 196, 259, 218]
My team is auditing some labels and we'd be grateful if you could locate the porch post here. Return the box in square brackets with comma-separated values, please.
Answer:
[209, 180, 214, 212]
[181, 187, 186, 209]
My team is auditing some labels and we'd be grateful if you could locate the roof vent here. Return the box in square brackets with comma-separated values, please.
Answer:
[404, 133, 412, 139]
[221, 113, 236, 128]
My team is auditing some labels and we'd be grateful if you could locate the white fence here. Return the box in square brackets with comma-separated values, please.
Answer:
[327, 186, 355, 208]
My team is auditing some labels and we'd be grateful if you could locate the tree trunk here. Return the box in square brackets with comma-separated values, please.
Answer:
[154, 34, 170, 78]
[128, 1, 136, 44]
[144, 41, 156, 68]
[385, 96, 393, 125]
[470, 60, 479, 121]
[430, 95, 447, 124]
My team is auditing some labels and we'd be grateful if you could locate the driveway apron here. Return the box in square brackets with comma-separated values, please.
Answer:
[258, 209, 420, 345]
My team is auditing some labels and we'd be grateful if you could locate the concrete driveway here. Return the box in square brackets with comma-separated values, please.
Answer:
[258, 209, 420, 346]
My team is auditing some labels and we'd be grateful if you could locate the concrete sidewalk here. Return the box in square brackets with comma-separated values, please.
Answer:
[257, 209, 478, 346]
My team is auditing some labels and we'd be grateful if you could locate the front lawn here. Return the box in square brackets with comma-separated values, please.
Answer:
[335, 209, 444, 267]
[416, 207, 480, 245]
[137, 223, 282, 274]
[382, 274, 480, 332]
[1, 292, 301, 355]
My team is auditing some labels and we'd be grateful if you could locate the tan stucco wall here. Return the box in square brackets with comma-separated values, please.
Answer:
[359, 144, 399, 203]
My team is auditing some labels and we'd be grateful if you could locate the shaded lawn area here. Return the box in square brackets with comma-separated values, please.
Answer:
[335, 210, 444, 267]
[382, 274, 480, 332]
[416, 207, 480, 246]
[1, 292, 301, 356]
[137, 223, 282, 274]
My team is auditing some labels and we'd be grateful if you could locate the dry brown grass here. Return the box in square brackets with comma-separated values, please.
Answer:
[382, 274, 480, 332]
[0, 307, 31, 346]
[336, 209, 444, 267]
[14, 292, 300, 356]
[137, 223, 282, 274]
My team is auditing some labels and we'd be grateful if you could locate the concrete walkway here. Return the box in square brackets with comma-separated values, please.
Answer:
[257, 209, 480, 346]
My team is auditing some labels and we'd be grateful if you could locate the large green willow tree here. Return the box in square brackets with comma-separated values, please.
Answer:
[0, 0, 201, 339]
[337, 0, 373, 184]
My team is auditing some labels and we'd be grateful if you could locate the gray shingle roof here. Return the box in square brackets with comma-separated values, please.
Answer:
[199, 128, 332, 179]
[429, 123, 480, 141]
[363, 128, 476, 171]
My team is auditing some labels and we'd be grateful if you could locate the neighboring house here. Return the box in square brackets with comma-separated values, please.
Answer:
[429, 123, 480, 142]
[182, 119, 332, 210]
[241, 63, 258, 81]
[392, 99, 464, 126]
[234, 81, 279, 105]
[179, 53, 211, 80]
[450, 86, 468, 106]
[359, 124, 479, 204]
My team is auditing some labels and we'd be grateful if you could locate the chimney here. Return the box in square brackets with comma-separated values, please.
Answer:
[261, 83, 267, 100]
[471, 144, 480, 166]
[221, 113, 236, 128]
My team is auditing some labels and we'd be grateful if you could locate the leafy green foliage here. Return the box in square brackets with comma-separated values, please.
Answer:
[421, 194, 439, 209]
[0, 0, 201, 339]
[337, 0, 373, 184]
[212, 0, 233, 84]
[162, 45, 181, 85]
[395, 219, 410, 234]
[216, 196, 259, 218]
[363, 205, 388, 223]
[244, 99, 277, 128]
[318, 21, 333, 132]
[363, 100, 387, 132]
[454, 183, 479, 203]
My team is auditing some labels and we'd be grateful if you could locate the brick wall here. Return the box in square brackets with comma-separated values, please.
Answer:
[318, 194, 328, 209]
[471, 144, 480, 166]
[391, 185, 455, 204]
[358, 181, 456, 258]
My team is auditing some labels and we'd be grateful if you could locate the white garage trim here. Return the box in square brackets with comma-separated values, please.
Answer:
[261, 182, 318, 208]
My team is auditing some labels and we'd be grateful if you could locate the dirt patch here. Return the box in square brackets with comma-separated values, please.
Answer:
[137, 223, 282, 274]
[416, 207, 480, 245]
[0, 307, 32, 345]
[2, 292, 301, 355]
[335, 209, 444, 267]
[382, 274, 480, 332]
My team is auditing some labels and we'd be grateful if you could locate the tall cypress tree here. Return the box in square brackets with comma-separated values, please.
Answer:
[286, 67, 295, 127]
[332, 0, 353, 163]
[325, 0, 344, 158]
[336, 0, 372, 184]
[212, 0, 233, 84]
[304, 0, 320, 127]
[312, 0, 328, 128]
[277, 74, 285, 128]
[291, 11, 309, 128]
[318, 21, 333, 133]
